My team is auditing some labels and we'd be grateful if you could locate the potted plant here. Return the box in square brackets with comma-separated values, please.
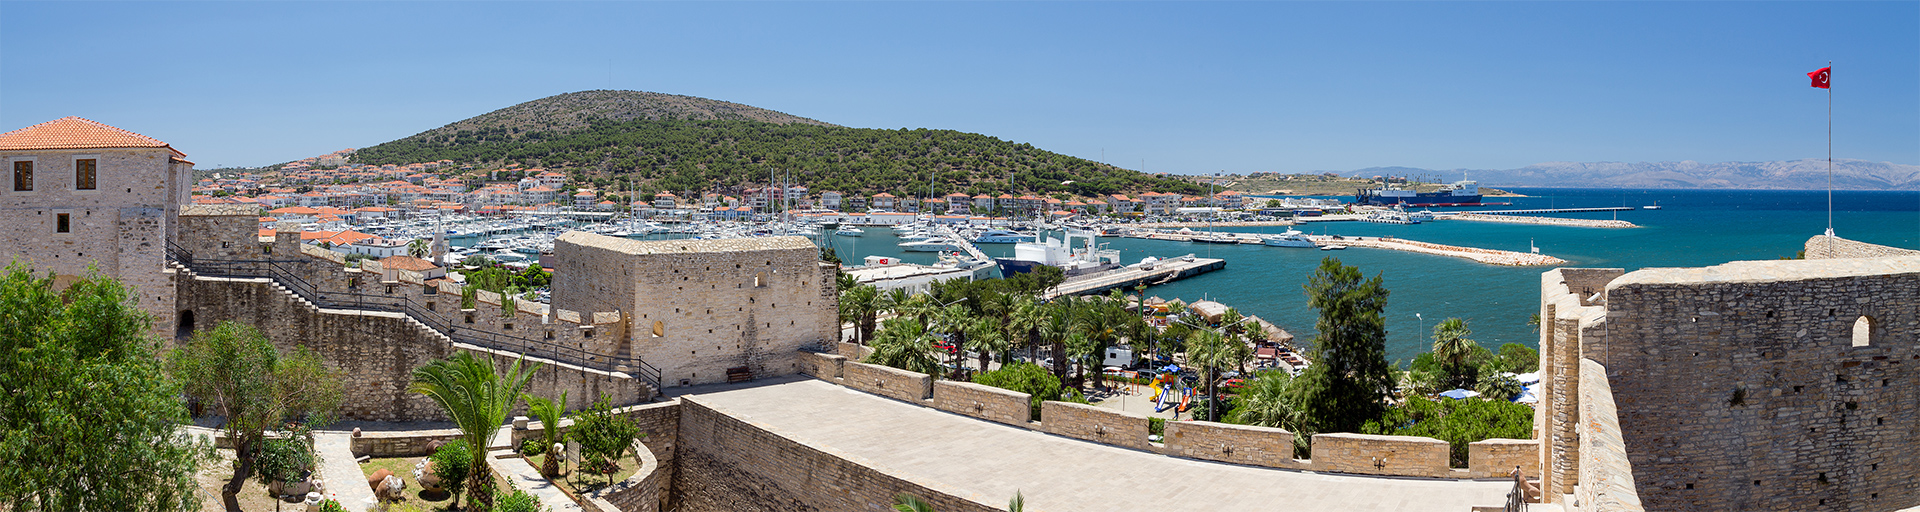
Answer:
[256, 434, 315, 497]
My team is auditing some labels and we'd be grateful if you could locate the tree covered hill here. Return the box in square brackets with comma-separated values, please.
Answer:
[351, 90, 1202, 198]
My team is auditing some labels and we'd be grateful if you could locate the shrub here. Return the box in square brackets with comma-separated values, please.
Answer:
[254, 433, 314, 486]
[496, 487, 544, 512]
[973, 362, 1069, 420]
[519, 437, 548, 457]
[1361, 396, 1532, 467]
[570, 395, 644, 485]
[429, 439, 474, 502]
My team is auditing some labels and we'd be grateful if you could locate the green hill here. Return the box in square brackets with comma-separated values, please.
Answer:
[351, 90, 1202, 199]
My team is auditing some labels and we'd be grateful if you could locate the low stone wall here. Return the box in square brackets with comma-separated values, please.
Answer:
[1310, 433, 1453, 478]
[674, 397, 996, 512]
[1163, 420, 1301, 469]
[1803, 234, 1920, 259]
[841, 361, 932, 403]
[930, 380, 1031, 426]
[1578, 359, 1644, 511]
[796, 351, 845, 379]
[585, 439, 664, 512]
[833, 341, 873, 361]
[1040, 401, 1151, 450]
[1468, 439, 1540, 479]
[349, 428, 466, 457]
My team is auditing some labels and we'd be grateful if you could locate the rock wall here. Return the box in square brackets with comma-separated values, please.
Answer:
[1040, 401, 1151, 450]
[551, 233, 837, 388]
[1163, 420, 1301, 469]
[1544, 257, 1920, 512]
[1468, 439, 1541, 479]
[1805, 235, 1920, 260]
[795, 351, 845, 379]
[1310, 433, 1454, 479]
[1578, 359, 1645, 512]
[673, 397, 995, 512]
[931, 380, 1031, 426]
[841, 361, 933, 403]
[350, 428, 466, 458]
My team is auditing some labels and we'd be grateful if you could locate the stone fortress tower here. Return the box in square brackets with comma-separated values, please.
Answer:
[1541, 235, 1920, 512]
[0, 117, 195, 334]
[550, 232, 839, 388]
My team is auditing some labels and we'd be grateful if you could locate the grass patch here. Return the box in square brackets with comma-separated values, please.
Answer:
[525, 452, 639, 496]
[356, 456, 515, 512]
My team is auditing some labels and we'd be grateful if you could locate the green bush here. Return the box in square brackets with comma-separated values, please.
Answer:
[254, 433, 314, 485]
[571, 395, 645, 484]
[973, 362, 1070, 420]
[1361, 396, 1532, 467]
[519, 437, 548, 457]
[496, 487, 544, 512]
[429, 439, 474, 502]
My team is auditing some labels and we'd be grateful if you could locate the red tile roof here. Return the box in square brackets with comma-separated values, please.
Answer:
[0, 117, 184, 156]
[379, 255, 439, 272]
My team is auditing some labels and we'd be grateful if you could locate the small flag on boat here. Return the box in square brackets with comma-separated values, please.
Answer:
[1808, 67, 1831, 89]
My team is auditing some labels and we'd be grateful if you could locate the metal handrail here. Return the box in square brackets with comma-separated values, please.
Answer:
[169, 250, 663, 392]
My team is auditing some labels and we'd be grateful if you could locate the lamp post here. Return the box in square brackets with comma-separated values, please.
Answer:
[1173, 315, 1255, 422]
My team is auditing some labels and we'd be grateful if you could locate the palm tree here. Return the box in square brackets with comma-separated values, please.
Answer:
[839, 284, 880, 344]
[866, 318, 943, 376]
[1009, 295, 1047, 363]
[521, 390, 567, 478]
[1431, 317, 1477, 389]
[408, 238, 431, 259]
[1185, 329, 1250, 422]
[933, 303, 973, 378]
[964, 316, 1007, 374]
[411, 352, 541, 510]
[1228, 371, 1306, 436]
[1040, 298, 1077, 380]
[893, 493, 936, 512]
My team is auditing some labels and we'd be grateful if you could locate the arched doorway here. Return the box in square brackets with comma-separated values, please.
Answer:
[176, 310, 195, 341]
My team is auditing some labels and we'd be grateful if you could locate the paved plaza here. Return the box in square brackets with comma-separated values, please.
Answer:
[685, 377, 1514, 512]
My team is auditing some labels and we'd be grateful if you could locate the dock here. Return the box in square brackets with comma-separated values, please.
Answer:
[1318, 236, 1566, 266]
[1461, 206, 1634, 215]
[1045, 256, 1226, 298]
[1445, 212, 1638, 228]
[933, 225, 993, 262]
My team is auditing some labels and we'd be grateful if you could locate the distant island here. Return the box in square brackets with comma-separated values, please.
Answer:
[1329, 160, 1920, 191]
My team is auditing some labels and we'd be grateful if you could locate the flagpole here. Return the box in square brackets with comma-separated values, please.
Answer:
[1826, 60, 1834, 238]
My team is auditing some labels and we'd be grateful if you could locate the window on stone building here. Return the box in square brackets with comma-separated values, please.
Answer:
[1852, 316, 1873, 347]
[55, 213, 69, 233]
[74, 159, 96, 190]
[13, 161, 31, 191]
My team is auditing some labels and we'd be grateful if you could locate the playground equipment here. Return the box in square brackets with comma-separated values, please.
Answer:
[1149, 372, 1193, 413]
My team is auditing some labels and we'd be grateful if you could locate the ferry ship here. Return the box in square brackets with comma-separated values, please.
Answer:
[1355, 180, 1483, 206]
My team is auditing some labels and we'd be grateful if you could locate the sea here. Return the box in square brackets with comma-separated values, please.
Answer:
[824, 188, 1920, 364]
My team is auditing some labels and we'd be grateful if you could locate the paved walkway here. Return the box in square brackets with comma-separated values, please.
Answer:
[488, 447, 583, 512]
[688, 377, 1512, 512]
[314, 432, 378, 512]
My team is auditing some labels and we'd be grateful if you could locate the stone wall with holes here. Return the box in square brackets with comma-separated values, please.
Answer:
[551, 232, 838, 388]
[841, 361, 932, 403]
[1, 147, 189, 339]
[1040, 401, 1151, 450]
[795, 351, 844, 379]
[931, 380, 1031, 426]
[1539, 267, 1621, 497]
[673, 396, 997, 512]
[1309, 433, 1454, 478]
[1541, 255, 1920, 512]
[1578, 359, 1645, 512]
[1164, 420, 1302, 469]
[1805, 235, 1920, 260]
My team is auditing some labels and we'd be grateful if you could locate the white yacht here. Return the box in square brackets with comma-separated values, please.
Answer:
[1262, 229, 1316, 248]
[899, 237, 964, 252]
[834, 227, 865, 237]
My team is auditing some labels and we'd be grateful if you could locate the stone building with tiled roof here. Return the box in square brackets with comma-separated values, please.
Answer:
[0, 117, 194, 336]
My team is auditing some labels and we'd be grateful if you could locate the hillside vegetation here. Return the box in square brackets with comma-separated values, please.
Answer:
[353, 90, 1202, 198]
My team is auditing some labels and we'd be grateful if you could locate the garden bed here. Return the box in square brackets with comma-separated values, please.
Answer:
[358, 455, 516, 512]
[524, 451, 640, 496]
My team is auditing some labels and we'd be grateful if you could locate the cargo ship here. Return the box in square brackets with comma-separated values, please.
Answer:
[1355, 180, 1484, 207]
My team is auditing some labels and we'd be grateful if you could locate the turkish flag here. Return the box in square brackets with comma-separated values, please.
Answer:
[1808, 67, 1831, 89]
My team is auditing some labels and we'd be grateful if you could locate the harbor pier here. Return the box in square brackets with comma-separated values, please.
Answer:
[1045, 256, 1226, 298]
[1444, 212, 1638, 228]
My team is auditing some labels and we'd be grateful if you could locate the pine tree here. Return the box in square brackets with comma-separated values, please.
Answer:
[1294, 257, 1394, 435]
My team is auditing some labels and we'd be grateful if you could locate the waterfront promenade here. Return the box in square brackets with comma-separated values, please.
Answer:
[684, 377, 1513, 512]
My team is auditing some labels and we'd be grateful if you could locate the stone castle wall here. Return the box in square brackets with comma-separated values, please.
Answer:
[842, 360, 933, 402]
[1164, 420, 1301, 469]
[1577, 359, 1645, 512]
[551, 233, 838, 387]
[930, 380, 1031, 426]
[795, 351, 844, 379]
[1544, 254, 1920, 512]
[1310, 433, 1454, 478]
[673, 396, 997, 512]
[1805, 235, 1920, 260]
[1040, 401, 1152, 450]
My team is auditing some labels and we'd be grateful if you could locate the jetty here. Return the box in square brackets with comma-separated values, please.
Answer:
[1445, 212, 1638, 229]
[932, 225, 993, 261]
[1045, 256, 1226, 298]
[1320, 236, 1566, 266]
[1463, 206, 1633, 215]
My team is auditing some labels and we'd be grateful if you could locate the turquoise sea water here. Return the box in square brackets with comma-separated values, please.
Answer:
[830, 188, 1920, 363]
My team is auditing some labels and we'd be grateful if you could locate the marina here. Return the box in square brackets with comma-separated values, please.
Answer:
[1044, 256, 1226, 298]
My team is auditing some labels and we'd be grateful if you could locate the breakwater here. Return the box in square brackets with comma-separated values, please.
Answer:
[1322, 236, 1567, 266]
[1447, 213, 1638, 229]
[1131, 220, 1299, 228]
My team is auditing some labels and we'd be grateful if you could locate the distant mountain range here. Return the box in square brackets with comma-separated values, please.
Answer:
[1343, 159, 1920, 190]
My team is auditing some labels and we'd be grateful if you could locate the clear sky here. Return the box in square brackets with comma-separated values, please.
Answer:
[2, 1, 1914, 173]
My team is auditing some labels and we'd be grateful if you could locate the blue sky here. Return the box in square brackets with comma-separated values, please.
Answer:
[2, 1, 1914, 173]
